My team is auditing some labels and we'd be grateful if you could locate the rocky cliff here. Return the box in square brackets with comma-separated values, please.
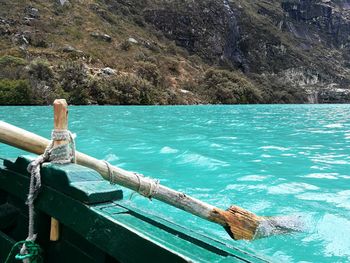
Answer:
[0, 0, 349, 104]
[142, 0, 350, 103]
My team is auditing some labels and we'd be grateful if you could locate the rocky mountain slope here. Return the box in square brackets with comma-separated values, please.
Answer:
[0, 0, 349, 105]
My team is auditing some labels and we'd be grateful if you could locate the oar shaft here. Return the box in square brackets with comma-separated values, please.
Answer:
[77, 151, 220, 220]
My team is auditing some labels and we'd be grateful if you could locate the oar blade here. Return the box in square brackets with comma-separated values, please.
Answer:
[222, 206, 304, 240]
[222, 205, 263, 240]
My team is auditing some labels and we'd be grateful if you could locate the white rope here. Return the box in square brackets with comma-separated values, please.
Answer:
[103, 161, 159, 200]
[135, 173, 160, 199]
[50, 130, 76, 164]
[130, 171, 159, 200]
[103, 161, 115, 184]
[20, 129, 76, 261]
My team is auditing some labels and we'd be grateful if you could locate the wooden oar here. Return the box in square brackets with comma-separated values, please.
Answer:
[0, 120, 302, 240]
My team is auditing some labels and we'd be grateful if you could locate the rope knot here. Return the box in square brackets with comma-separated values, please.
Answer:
[5, 240, 42, 263]
[14, 129, 76, 263]
[49, 130, 76, 164]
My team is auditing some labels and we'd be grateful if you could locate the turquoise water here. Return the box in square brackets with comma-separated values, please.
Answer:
[1, 105, 350, 262]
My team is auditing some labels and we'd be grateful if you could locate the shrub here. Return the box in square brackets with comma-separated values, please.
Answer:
[88, 78, 108, 104]
[89, 74, 164, 105]
[27, 59, 54, 82]
[120, 40, 132, 51]
[200, 69, 262, 104]
[0, 79, 33, 105]
[27, 33, 49, 48]
[57, 61, 90, 104]
[109, 74, 157, 105]
[27, 59, 58, 104]
[251, 74, 307, 103]
[165, 58, 180, 74]
[0, 55, 27, 66]
[135, 53, 158, 64]
[57, 61, 87, 92]
[133, 15, 146, 27]
[69, 84, 90, 104]
[135, 61, 161, 86]
[0, 55, 28, 79]
[166, 41, 179, 55]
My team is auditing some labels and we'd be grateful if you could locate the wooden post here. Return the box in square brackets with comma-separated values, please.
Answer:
[50, 99, 68, 241]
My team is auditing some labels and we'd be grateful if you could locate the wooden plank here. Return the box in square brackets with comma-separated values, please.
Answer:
[3, 156, 123, 204]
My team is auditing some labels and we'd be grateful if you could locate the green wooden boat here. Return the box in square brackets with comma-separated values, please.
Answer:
[0, 155, 268, 263]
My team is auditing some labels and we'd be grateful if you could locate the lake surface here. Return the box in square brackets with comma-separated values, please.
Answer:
[1, 105, 350, 262]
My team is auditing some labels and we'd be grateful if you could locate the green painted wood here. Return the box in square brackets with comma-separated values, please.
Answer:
[0, 167, 189, 262]
[0, 157, 267, 263]
[44, 226, 108, 263]
[0, 231, 16, 263]
[4, 156, 123, 204]
[0, 189, 7, 204]
[0, 203, 19, 229]
[92, 202, 267, 263]
[101, 202, 266, 262]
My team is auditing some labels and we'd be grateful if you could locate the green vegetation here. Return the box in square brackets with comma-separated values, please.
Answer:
[199, 69, 262, 104]
[0, 55, 28, 80]
[27, 59, 54, 82]
[56, 61, 89, 104]
[0, 79, 33, 105]
[0, 55, 27, 67]
[135, 61, 161, 86]
[252, 74, 307, 103]
[92, 74, 160, 105]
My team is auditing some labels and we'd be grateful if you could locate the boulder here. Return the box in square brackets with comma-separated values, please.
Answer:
[101, 67, 116, 75]
[25, 7, 39, 19]
[128, 37, 138, 44]
[62, 45, 83, 54]
[59, 0, 69, 6]
[0, 17, 14, 36]
[90, 32, 112, 42]
[23, 17, 35, 26]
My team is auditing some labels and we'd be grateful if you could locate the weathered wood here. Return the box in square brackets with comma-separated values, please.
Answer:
[53, 99, 68, 131]
[50, 99, 69, 241]
[0, 121, 49, 155]
[0, 120, 302, 240]
[50, 217, 60, 241]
